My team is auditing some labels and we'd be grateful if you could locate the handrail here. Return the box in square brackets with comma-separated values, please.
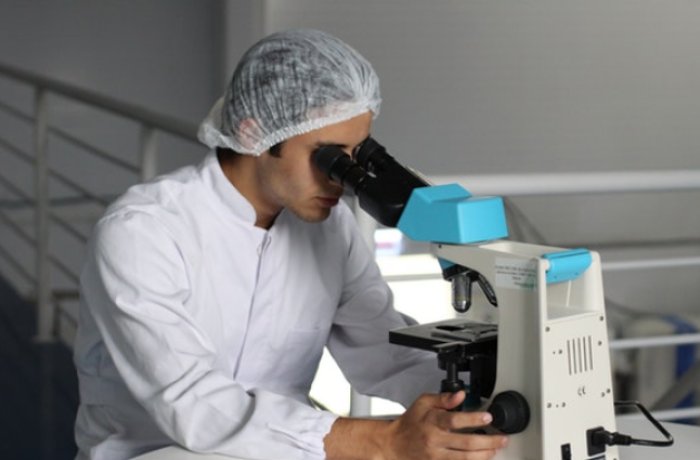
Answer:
[48, 166, 112, 207]
[0, 208, 35, 247]
[0, 92, 140, 173]
[0, 136, 33, 164]
[610, 333, 700, 350]
[0, 62, 203, 342]
[0, 62, 199, 140]
[51, 125, 140, 173]
[432, 170, 700, 196]
[50, 211, 90, 243]
[0, 244, 33, 283]
[0, 173, 32, 202]
[0, 98, 33, 122]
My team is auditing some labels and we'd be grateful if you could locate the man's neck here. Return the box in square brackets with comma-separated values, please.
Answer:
[216, 148, 279, 229]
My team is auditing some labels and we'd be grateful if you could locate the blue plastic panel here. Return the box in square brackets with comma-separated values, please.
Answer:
[542, 248, 592, 284]
[397, 184, 508, 244]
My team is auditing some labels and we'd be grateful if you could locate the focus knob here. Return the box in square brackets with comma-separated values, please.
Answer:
[487, 391, 530, 434]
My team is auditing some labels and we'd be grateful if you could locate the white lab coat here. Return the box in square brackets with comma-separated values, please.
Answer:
[73, 152, 440, 460]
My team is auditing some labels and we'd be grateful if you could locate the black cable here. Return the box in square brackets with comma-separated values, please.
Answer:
[592, 401, 674, 448]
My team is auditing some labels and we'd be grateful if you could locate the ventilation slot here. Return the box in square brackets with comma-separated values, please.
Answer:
[566, 336, 594, 375]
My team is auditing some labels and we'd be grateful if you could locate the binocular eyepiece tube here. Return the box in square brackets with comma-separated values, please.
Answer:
[312, 137, 429, 228]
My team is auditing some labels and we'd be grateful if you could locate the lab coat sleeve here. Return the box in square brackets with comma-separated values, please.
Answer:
[81, 211, 337, 459]
[326, 216, 442, 408]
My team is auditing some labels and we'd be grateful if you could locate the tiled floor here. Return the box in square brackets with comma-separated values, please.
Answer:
[0, 277, 78, 460]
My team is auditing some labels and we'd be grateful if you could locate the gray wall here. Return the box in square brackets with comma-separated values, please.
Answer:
[0, 0, 261, 292]
[263, 0, 700, 314]
[0, 0, 224, 202]
[0, 1, 698, 314]
[2, 0, 698, 183]
[0, 0, 223, 122]
[0, 0, 267, 184]
[266, 0, 700, 175]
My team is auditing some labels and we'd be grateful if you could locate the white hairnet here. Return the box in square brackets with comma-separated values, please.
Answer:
[198, 29, 381, 155]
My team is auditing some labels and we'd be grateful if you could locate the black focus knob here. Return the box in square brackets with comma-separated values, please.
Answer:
[487, 391, 530, 434]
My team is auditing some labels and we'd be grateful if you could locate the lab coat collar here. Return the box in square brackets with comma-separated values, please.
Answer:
[202, 150, 295, 233]
[201, 150, 259, 226]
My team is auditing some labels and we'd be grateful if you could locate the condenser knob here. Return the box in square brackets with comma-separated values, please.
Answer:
[487, 391, 530, 434]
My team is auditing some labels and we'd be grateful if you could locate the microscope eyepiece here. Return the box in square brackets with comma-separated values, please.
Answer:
[355, 136, 387, 170]
[312, 145, 368, 193]
[311, 137, 429, 228]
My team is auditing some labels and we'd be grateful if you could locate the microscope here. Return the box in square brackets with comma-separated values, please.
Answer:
[313, 138, 672, 460]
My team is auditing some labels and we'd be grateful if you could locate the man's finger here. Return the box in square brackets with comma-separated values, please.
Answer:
[435, 410, 493, 431]
[412, 391, 465, 413]
[439, 390, 466, 410]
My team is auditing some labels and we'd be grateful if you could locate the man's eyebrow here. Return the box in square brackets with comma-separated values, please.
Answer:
[314, 141, 347, 149]
[313, 136, 370, 150]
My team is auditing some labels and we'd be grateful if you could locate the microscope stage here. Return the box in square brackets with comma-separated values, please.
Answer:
[389, 318, 498, 353]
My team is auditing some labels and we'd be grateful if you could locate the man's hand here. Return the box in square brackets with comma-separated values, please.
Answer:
[382, 391, 507, 460]
[324, 391, 508, 460]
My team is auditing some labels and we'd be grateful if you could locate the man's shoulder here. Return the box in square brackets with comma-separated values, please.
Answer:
[92, 163, 207, 242]
[105, 164, 202, 218]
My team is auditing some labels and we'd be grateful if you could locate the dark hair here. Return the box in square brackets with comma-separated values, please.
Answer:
[268, 142, 283, 157]
[217, 143, 283, 157]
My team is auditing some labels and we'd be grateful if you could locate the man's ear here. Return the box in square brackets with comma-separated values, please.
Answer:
[237, 118, 262, 153]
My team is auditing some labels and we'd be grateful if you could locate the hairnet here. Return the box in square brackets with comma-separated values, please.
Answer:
[198, 29, 381, 155]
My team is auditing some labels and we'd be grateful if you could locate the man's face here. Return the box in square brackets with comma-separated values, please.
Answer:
[255, 111, 372, 224]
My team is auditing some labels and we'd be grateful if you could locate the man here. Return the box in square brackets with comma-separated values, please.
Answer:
[73, 29, 508, 460]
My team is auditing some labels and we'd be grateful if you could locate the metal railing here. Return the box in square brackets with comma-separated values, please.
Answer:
[1, 62, 698, 423]
[0, 62, 202, 342]
[435, 170, 700, 196]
